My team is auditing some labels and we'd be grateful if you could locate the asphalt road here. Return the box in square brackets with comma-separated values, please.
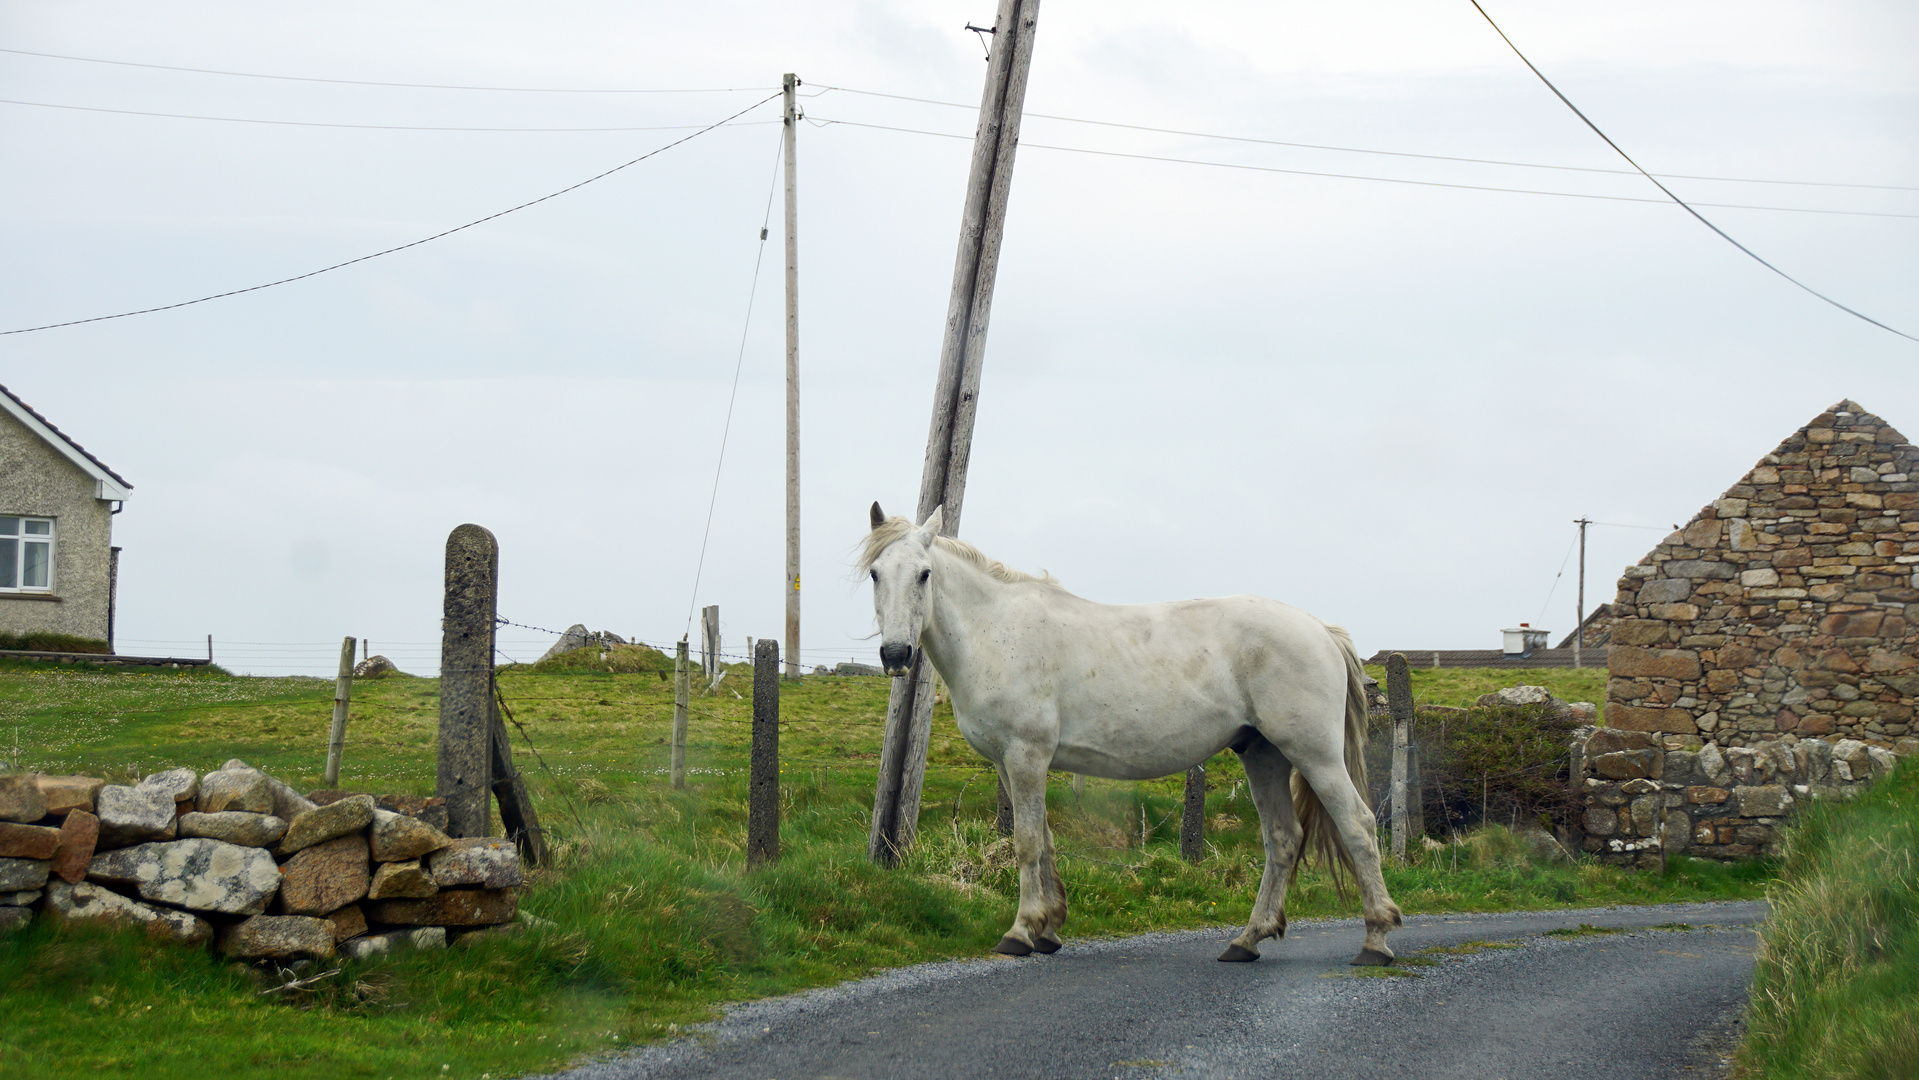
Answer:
[544, 900, 1767, 1080]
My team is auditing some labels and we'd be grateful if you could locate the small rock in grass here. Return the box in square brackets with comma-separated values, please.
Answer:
[0, 774, 49, 823]
[279, 794, 375, 855]
[369, 808, 451, 863]
[137, 767, 199, 805]
[340, 926, 445, 960]
[196, 769, 272, 815]
[0, 821, 61, 860]
[0, 857, 51, 891]
[44, 880, 212, 946]
[0, 906, 32, 933]
[51, 810, 99, 884]
[33, 775, 105, 816]
[178, 811, 287, 848]
[218, 915, 336, 960]
[427, 837, 522, 889]
[278, 835, 370, 916]
[89, 838, 280, 915]
[367, 859, 438, 900]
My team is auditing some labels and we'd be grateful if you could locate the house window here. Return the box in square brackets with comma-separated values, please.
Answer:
[0, 516, 54, 591]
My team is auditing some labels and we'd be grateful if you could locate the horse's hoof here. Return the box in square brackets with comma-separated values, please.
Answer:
[1350, 947, 1395, 967]
[1216, 944, 1260, 963]
[993, 935, 1034, 957]
[1031, 936, 1062, 954]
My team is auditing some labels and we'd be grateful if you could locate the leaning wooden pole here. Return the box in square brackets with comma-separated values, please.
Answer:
[870, 0, 1042, 866]
[324, 635, 357, 787]
[783, 72, 803, 681]
[439, 525, 498, 838]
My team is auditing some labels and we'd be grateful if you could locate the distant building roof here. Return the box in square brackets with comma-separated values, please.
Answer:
[1556, 604, 1616, 650]
[1363, 647, 1606, 670]
[0, 381, 132, 500]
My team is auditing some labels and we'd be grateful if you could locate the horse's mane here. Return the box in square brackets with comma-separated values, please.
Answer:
[858, 515, 1060, 587]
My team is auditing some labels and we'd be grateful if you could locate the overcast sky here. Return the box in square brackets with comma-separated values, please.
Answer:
[3, 1, 1914, 677]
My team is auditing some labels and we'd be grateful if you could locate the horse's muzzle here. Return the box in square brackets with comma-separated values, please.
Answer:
[879, 642, 913, 677]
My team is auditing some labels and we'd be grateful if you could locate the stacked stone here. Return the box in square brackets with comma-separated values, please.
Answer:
[0, 761, 525, 960]
[1573, 727, 1899, 865]
[1606, 399, 1919, 750]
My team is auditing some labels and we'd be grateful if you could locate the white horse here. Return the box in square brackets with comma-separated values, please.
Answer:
[861, 503, 1402, 965]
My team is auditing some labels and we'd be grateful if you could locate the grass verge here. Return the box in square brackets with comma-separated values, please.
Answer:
[1737, 759, 1918, 1079]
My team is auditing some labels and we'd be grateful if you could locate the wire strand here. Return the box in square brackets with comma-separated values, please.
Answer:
[684, 130, 785, 637]
[0, 47, 773, 93]
[0, 91, 781, 336]
[0, 96, 782, 132]
[811, 118, 1919, 219]
[1464, 0, 1916, 344]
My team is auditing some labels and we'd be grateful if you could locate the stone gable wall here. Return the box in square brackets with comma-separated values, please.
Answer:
[1605, 400, 1919, 750]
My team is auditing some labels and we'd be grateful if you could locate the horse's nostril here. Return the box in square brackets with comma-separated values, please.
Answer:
[879, 643, 913, 671]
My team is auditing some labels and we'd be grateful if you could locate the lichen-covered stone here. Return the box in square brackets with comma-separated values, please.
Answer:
[0, 773, 49, 823]
[88, 838, 280, 915]
[224, 760, 317, 820]
[43, 880, 212, 946]
[0, 906, 31, 933]
[177, 811, 287, 848]
[369, 808, 451, 863]
[0, 857, 50, 890]
[427, 838, 522, 889]
[326, 903, 367, 943]
[96, 784, 178, 847]
[218, 915, 336, 960]
[367, 859, 438, 900]
[32, 774, 104, 816]
[340, 926, 446, 959]
[1735, 785, 1794, 818]
[279, 794, 375, 855]
[137, 767, 199, 805]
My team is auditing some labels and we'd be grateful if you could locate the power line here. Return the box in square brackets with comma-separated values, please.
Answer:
[0, 96, 782, 132]
[1465, 0, 1916, 344]
[810, 84, 1919, 193]
[0, 47, 773, 93]
[811, 117, 1919, 220]
[0, 91, 781, 336]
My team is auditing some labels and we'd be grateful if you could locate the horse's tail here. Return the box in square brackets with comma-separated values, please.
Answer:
[1291, 623, 1370, 897]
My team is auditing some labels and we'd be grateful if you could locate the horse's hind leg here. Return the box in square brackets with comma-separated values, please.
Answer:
[1219, 737, 1303, 962]
[1293, 757, 1403, 965]
[992, 743, 1061, 957]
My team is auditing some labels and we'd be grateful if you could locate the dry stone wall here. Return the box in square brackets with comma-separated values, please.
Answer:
[0, 762, 528, 958]
[1571, 726, 1901, 865]
[1606, 400, 1919, 749]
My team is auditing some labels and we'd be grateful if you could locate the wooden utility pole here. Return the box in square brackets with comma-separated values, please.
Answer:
[783, 72, 803, 681]
[1387, 652, 1413, 861]
[870, 0, 1042, 866]
[1573, 517, 1591, 668]
[748, 639, 781, 866]
[672, 639, 690, 788]
[438, 525, 497, 838]
[324, 635, 356, 787]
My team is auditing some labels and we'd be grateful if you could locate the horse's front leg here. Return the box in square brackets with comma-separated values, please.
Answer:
[991, 744, 1059, 957]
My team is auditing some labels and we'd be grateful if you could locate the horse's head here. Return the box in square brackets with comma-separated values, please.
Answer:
[864, 501, 943, 677]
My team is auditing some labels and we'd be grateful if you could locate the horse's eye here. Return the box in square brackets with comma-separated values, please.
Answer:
[870, 569, 878, 583]
[918, 569, 931, 584]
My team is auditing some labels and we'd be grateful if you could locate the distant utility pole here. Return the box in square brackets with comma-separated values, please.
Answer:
[1573, 517, 1591, 668]
[783, 72, 803, 680]
[870, 0, 1042, 866]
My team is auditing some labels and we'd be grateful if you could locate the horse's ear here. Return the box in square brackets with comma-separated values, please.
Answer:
[921, 505, 944, 536]
[870, 502, 886, 530]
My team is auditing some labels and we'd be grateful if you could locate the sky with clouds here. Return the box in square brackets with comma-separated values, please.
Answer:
[3, 0, 1914, 676]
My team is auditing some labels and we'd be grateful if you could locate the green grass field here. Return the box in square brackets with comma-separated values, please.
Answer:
[0, 661, 1762, 1079]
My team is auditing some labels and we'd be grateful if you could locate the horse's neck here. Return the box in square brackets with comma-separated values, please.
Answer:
[920, 546, 1007, 684]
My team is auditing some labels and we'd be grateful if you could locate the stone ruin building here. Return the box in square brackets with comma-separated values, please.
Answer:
[1605, 399, 1918, 751]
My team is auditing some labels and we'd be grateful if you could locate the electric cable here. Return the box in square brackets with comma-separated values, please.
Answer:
[0, 96, 781, 132]
[1465, 0, 1915, 343]
[0, 91, 781, 336]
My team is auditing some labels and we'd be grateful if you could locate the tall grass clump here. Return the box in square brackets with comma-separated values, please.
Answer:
[1738, 761, 1919, 1080]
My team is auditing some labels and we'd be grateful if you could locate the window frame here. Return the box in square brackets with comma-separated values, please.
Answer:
[0, 515, 56, 593]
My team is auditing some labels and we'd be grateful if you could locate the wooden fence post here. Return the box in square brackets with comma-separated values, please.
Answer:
[672, 639, 690, 788]
[749, 639, 780, 867]
[701, 605, 720, 676]
[439, 525, 497, 838]
[1387, 652, 1413, 861]
[324, 635, 356, 787]
[994, 774, 1013, 837]
[1181, 761, 1206, 863]
[488, 686, 549, 867]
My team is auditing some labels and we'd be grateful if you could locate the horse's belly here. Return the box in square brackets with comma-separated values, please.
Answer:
[1050, 699, 1246, 780]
